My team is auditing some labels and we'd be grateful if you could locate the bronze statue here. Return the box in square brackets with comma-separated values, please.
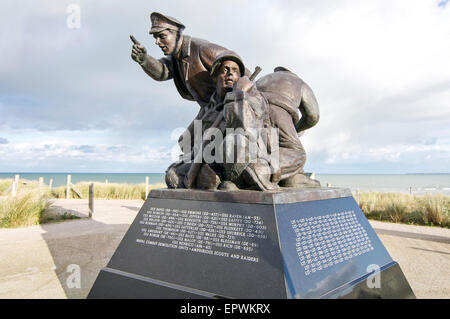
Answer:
[131, 12, 320, 191]
[130, 12, 248, 108]
[256, 68, 320, 188]
[165, 51, 278, 191]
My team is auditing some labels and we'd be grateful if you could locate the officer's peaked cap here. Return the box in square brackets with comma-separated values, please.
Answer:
[149, 12, 185, 34]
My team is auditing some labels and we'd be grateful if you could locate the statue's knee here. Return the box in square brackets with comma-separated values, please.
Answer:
[165, 166, 182, 188]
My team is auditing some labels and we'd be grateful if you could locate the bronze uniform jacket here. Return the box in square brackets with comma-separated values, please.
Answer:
[152, 35, 229, 108]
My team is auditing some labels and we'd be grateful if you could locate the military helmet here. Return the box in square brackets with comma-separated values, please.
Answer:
[149, 12, 185, 34]
[210, 50, 246, 78]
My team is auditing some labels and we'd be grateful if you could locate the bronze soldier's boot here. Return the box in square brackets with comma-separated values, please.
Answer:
[279, 173, 321, 188]
[195, 164, 221, 190]
[240, 162, 280, 191]
[218, 181, 239, 191]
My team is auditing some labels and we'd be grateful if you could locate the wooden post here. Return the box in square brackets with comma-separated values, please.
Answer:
[105, 179, 108, 184]
[70, 184, 83, 199]
[356, 189, 360, 205]
[145, 176, 149, 200]
[89, 183, 94, 218]
[14, 175, 19, 193]
[11, 180, 17, 197]
[49, 179, 53, 192]
[39, 177, 43, 196]
[409, 186, 413, 195]
[66, 174, 71, 199]
[327, 183, 332, 188]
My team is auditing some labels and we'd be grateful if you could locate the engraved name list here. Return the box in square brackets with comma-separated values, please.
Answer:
[136, 207, 269, 263]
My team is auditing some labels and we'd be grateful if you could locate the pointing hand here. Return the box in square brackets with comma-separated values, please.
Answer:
[130, 35, 147, 65]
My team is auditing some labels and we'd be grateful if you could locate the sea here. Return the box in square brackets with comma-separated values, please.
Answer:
[1, 172, 449, 194]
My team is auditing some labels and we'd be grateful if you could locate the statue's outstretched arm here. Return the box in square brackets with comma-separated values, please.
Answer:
[130, 35, 172, 81]
[140, 56, 172, 81]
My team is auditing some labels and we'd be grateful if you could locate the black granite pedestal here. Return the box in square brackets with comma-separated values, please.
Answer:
[88, 188, 415, 299]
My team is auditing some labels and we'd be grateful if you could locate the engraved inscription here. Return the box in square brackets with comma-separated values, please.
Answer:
[291, 211, 374, 276]
[136, 207, 269, 263]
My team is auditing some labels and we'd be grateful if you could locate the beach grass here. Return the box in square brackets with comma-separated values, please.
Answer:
[0, 190, 50, 228]
[1, 179, 449, 228]
[0, 179, 13, 194]
[0, 179, 166, 227]
[50, 181, 167, 200]
[0, 179, 81, 228]
[357, 192, 450, 228]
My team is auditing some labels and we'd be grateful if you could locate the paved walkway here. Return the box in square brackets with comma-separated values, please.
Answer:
[0, 199, 448, 299]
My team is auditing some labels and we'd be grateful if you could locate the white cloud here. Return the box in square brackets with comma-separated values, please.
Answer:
[0, 139, 173, 172]
[0, 0, 449, 173]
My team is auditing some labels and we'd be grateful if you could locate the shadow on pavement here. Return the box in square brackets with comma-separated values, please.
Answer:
[39, 214, 137, 298]
[409, 247, 450, 256]
[373, 228, 450, 244]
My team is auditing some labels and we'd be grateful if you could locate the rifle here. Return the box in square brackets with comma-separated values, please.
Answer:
[184, 66, 262, 188]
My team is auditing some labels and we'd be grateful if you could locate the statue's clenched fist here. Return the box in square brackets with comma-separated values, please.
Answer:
[130, 35, 147, 65]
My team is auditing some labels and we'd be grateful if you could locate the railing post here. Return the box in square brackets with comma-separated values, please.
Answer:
[145, 176, 149, 200]
[89, 183, 94, 218]
[14, 174, 20, 194]
[49, 178, 53, 192]
[66, 174, 71, 199]
[11, 180, 17, 197]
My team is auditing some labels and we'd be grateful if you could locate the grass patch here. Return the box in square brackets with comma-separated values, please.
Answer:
[2, 179, 448, 228]
[0, 179, 13, 194]
[357, 192, 450, 228]
[0, 179, 83, 228]
[0, 191, 50, 228]
[50, 182, 166, 200]
[0, 179, 166, 228]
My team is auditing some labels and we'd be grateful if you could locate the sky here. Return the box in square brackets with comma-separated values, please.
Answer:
[0, 0, 449, 174]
